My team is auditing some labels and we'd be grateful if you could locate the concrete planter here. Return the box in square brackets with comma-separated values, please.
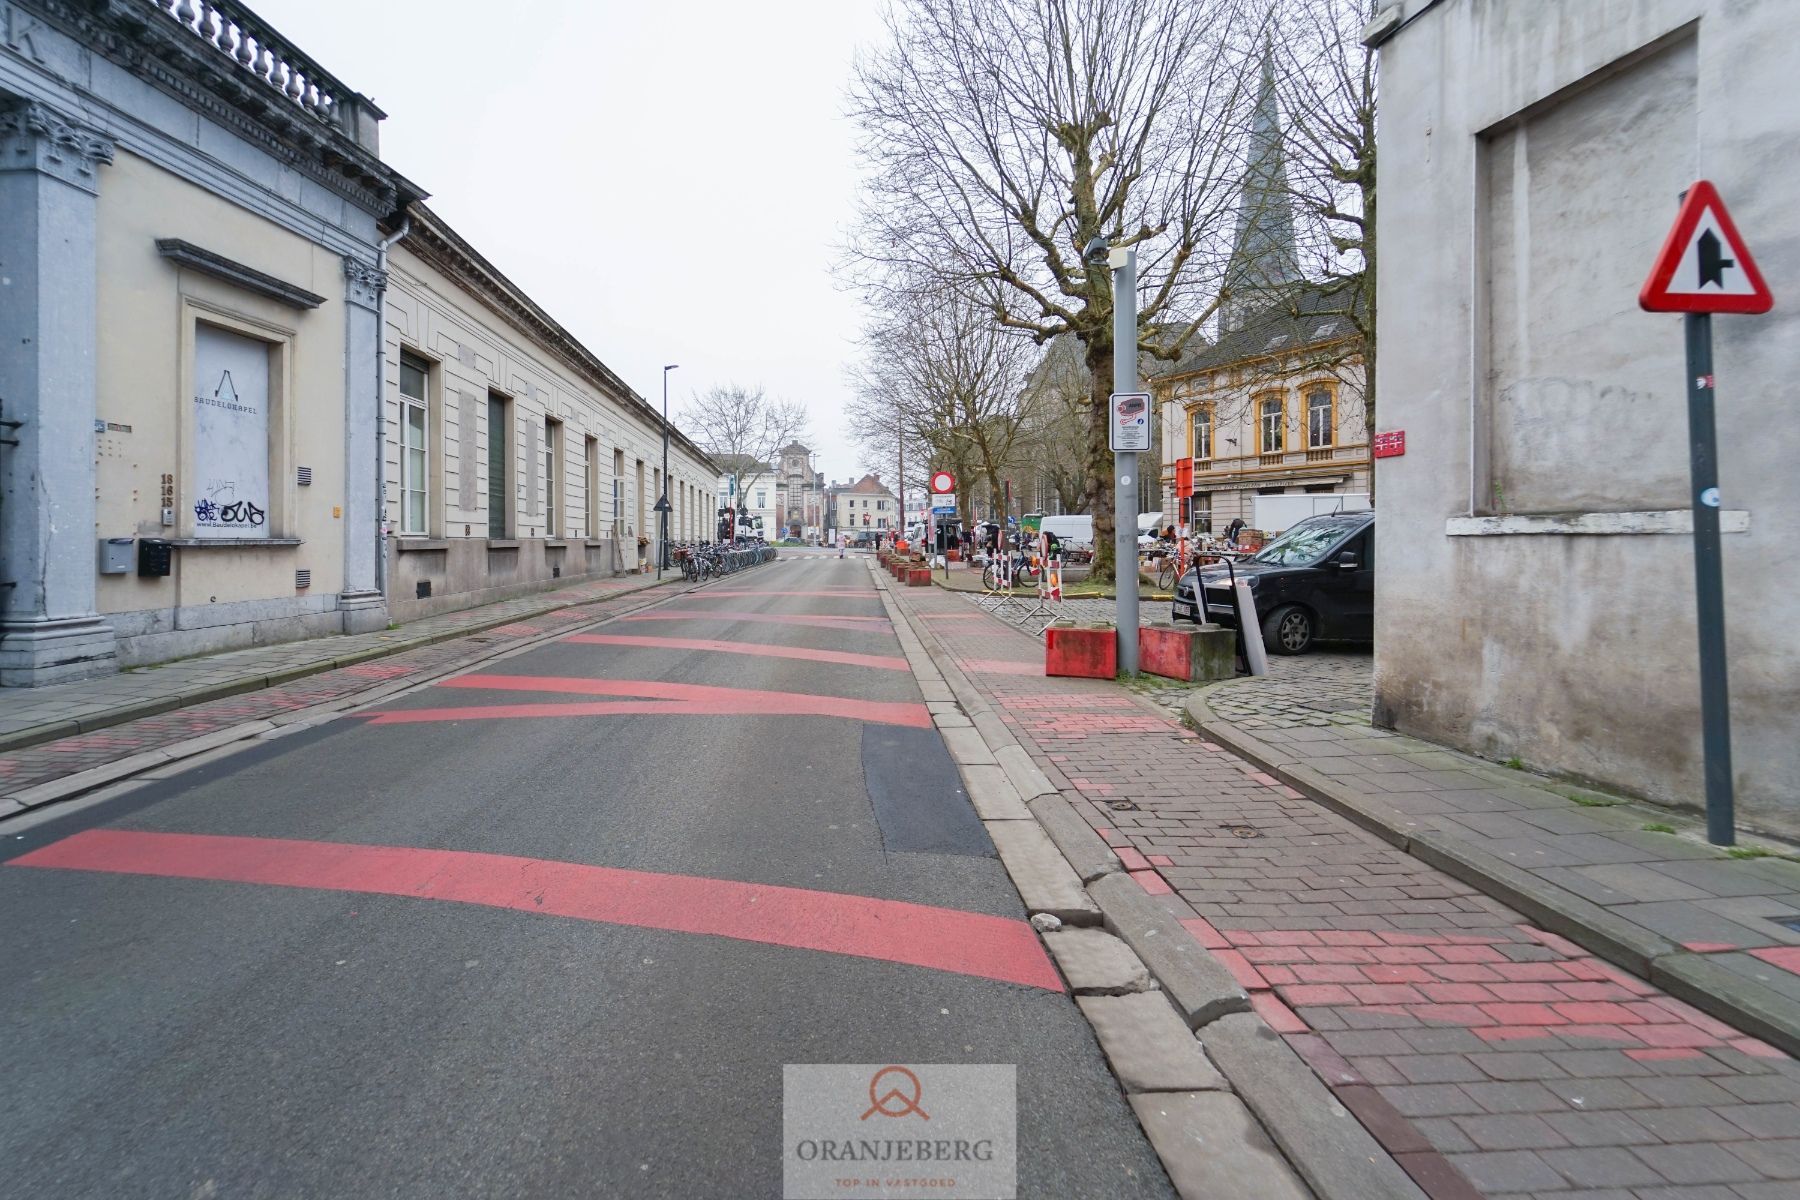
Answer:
[905, 566, 932, 587]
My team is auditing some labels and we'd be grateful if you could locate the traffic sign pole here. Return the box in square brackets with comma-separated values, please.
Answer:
[1111, 247, 1139, 676]
[1684, 312, 1735, 845]
[1638, 181, 1772, 848]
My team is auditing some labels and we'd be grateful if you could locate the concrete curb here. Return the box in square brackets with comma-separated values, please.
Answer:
[0, 574, 711, 822]
[876, 569, 1395, 1200]
[1090, 872, 1250, 1029]
[1202, 1014, 1430, 1200]
[1183, 688, 1800, 1059]
[0, 574, 686, 756]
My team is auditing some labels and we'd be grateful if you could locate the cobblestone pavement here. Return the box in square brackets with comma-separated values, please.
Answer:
[904, 584, 1800, 1200]
[1199, 649, 1372, 726]
[0, 572, 706, 803]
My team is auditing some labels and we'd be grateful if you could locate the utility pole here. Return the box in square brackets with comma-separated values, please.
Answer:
[1094, 238, 1144, 676]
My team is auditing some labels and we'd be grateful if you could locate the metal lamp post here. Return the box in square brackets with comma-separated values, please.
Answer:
[658, 364, 677, 579]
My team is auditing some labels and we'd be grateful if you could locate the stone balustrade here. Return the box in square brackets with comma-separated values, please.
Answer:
[146, 0, 364, 140]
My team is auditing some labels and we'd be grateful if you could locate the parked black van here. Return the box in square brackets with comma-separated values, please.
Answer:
[1171, 511, 1374, 654]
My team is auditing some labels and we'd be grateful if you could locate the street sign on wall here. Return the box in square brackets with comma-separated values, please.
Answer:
[1109, 392, 1150, 452]
[1639, 181, 1773, 314]
[1372, 430, 1406, 459]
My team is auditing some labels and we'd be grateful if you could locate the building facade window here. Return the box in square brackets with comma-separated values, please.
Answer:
[544, 417, 562, 538]
[486, 393, 510, 538]
[399, 352, 429, 535]
[192, 322, 280, 540]
[1259, 396, 1285, 455]
[1192, 492, 1213, 535]
[1190, 404, 1213, 460]
[1307, 386, 1334, 449]
[584, 436, 600, 538]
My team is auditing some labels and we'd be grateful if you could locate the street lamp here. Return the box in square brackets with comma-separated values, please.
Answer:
[657, 364, 678, 580]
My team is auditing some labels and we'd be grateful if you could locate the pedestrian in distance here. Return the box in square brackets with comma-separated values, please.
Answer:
[1225, 516, 1246, 547]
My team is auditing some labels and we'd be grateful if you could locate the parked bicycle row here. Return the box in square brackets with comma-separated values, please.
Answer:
[670, 540, 779, 582]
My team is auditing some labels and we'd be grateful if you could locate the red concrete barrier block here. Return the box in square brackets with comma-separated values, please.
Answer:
[1046, 624, 1116, 678]
[1139, 621, 1236, 682]
[946, 549, 960, 563]
[905, 566, 932, 587]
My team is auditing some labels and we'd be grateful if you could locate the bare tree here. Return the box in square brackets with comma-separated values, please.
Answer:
[679, 383, 810, 522]
[850, 0, 1255, 581]
[1265, 0, 1377, 463]
[857, 284, 1038, 527]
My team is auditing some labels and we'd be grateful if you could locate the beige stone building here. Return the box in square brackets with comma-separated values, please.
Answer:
[1156, 57, 1368, 535]
[828, 474, 898, 538]
[1158, 301, 1368, 537]
[381, 207, 715, 620]
[1, 0, 422, 682]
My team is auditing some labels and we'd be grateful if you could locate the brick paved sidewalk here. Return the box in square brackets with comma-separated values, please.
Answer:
[894, 584, 1800, 1200]
[1181, 654, 1800, 1061]
[0, 572, 694, 814]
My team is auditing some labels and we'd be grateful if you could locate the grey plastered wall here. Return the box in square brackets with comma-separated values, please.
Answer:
[1372, 0, 1799, 835]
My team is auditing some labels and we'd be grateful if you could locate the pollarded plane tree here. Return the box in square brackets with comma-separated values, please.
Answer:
[850, 0, 1258, 581]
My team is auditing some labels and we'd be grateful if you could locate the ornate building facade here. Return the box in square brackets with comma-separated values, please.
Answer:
[1155, 55, 1369, 536]
[0, 0, 421, 683]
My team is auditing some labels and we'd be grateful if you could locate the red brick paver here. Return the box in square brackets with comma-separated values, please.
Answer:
[895, 582, 1800, 1200]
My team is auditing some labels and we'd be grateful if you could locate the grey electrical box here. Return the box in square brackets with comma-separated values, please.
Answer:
[98, 538, 134, 575]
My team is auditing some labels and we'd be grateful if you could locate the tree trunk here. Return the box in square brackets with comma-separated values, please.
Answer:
[1084, 341, 1116, 584]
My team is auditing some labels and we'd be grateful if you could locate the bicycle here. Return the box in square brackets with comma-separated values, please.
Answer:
[982, 550, 1041, 593]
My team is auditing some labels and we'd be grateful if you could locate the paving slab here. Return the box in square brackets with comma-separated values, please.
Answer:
[1027, 793, 1123, 883]
[1127, 1091, 1313, 1200]
[984, 819, 1100, 924]
[958, 764, 1030, 820]
[1043, 928, 1155, 994]
[1078, 993, 1229, 1093]
[1091, 871, 1249, 1028]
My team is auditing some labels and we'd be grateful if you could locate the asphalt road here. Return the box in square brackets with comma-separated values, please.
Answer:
[0, 549, 1174, 1199]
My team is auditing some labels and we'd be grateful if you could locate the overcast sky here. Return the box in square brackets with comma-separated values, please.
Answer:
[255, 0, 889, 483]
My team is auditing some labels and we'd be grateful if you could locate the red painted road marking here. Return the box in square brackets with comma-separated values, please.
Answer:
[564, 633, 908, 671]
[622, 610, 887, 631]
[9, 830, 1062, 992]
[373, 675, 932, 728]
[958, 659, 1041, 676]
[683, 590, 872, 599]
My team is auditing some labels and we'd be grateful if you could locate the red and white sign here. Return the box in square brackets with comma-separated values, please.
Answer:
[929, 470, 956, 495]
[1372, 430, 1405, 459]
[1639, 181, 1773, 314]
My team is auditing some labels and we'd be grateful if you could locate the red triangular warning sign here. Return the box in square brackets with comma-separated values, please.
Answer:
[1640, 181, 1774, 314]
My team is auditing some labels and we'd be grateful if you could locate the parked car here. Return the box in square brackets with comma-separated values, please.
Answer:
[1171, 511, 1374, 654]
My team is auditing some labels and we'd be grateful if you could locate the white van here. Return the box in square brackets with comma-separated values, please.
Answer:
[1037, 514, 1093, 546]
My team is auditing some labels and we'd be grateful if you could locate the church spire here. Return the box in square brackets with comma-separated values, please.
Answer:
[1222, 43, 1301, 332]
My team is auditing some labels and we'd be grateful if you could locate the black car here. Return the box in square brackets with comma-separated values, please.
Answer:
[1172, 512, 1374, 654]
